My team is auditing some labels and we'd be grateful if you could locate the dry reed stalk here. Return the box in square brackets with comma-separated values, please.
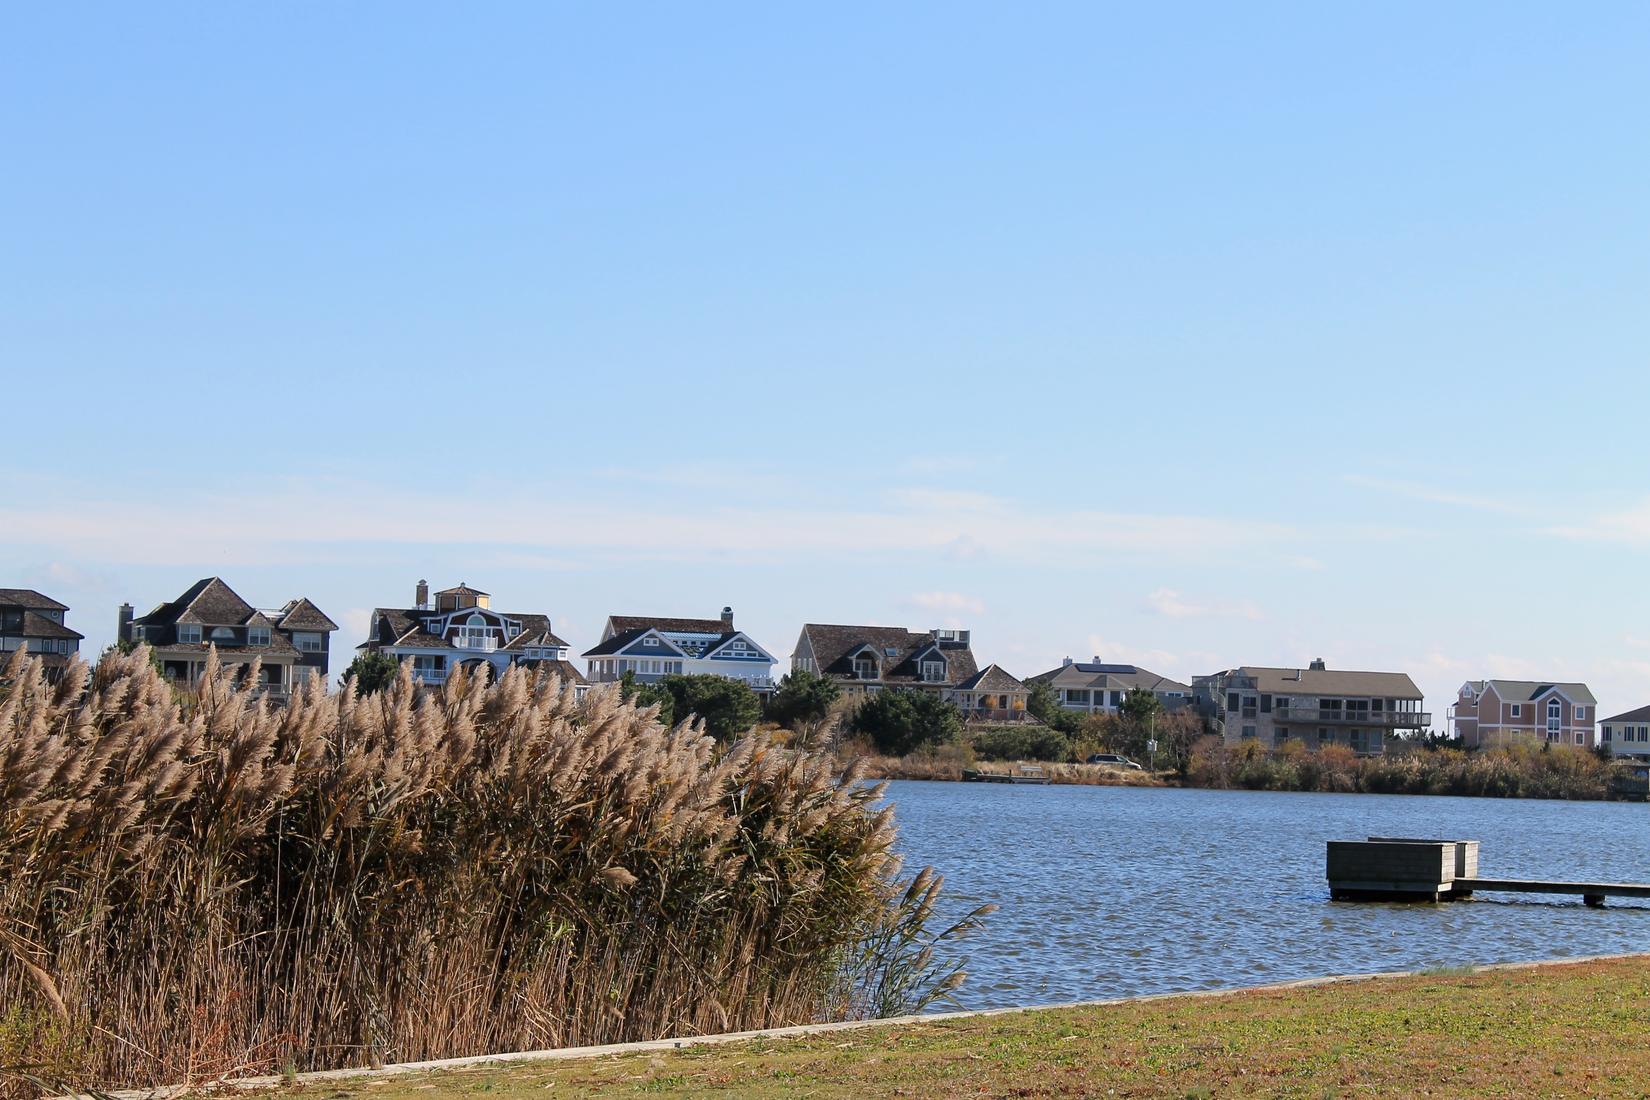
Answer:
[0, 646, 979, 1096]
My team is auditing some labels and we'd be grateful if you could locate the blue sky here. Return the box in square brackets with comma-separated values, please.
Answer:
[4, 3, 1649, 723]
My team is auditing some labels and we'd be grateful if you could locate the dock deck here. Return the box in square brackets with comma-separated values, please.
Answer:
[1327, 838, 1650, 907]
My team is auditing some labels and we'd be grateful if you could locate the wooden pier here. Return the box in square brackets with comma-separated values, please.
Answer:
[1327, 838, 1650, 907]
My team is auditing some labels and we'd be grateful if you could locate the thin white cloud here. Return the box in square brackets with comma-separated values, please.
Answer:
[1144, 588, 1263, 621]
[1545, 499, 1650, 546]
[1285, 555, 1327, 572]
[0, 479, 1299, 569]
[1342, 475, 1527, 516]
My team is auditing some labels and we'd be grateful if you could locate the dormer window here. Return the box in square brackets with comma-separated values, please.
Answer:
[643, 636, 659, 647]
[177, 624, 202, 644]
[921, 660, 944, 682]
[249, 627, 271, 647]
[853, 657, 877, 680]
[209, 626, 236, 643]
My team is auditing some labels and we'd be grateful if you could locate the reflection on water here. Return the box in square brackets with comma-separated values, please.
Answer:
[882, 781, 1650, 1010]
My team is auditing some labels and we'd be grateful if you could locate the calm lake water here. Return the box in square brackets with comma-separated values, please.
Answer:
[883, 780, 1650, 1010]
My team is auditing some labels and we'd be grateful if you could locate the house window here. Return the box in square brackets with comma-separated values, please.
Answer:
[249, 627, 271, 647]
[853, 658, 877, 680]
[643, 637, 659, 647]
[920, 660, 944, 682]
[1241, 725, 1257, 739]
[1510, 704, 1521, 719]
[1110, 691, 1123, 707]
[1575, 706, 1587, 720]
[209, 626, 235, 642]
[1546, 700, 1561, 734]
[294, 633, 323, 653]
[177, 625, 202, 644]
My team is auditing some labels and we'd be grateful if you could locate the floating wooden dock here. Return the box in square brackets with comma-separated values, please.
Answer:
[961, 767, 1051, 785]
[1327, 838, 1650, 907]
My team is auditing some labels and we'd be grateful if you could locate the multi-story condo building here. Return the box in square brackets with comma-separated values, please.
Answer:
[1193, 659, 1428, 754]
[1026, 657, 1192, 715]
[120, 577, 336, 698]
[0, 588, 84, 680]
[1450, 680, 1598, 749]
[583, 608, 775, 692]
[1600, 705, 1650, 764]
[791, 624, 1029, 719]
[361, 580, 585, 691]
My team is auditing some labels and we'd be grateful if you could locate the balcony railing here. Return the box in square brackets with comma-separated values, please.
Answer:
[453, 636, 498, 653]
[1275, 708, 1430, 728]
[964, 708, 1034, 723]
[412, 668, 447, 685]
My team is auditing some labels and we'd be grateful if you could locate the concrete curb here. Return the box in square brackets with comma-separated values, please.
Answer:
[82, 950, 1650, 1098]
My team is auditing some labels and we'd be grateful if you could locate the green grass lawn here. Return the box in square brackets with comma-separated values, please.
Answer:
[283, 957, 1650, 1099]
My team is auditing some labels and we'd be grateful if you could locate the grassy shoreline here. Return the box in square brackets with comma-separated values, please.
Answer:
[274, 954, 1650, 1098]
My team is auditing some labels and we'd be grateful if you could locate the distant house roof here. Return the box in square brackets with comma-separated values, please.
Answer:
[582, 627, 684, 658]
[1476, 679, 1598, 707]
[515, 657, 589, 685]
[1234, 665, 1423, 699]
[608, 615, 729, 636]
[1602, 704, 1650, 724]
[798, 623, 979, 687]
[368, 606, 569, 653]
[1026, 661, 1190, 694]
[0, 589, 68, 612]
[19, 612, 82, 641]
[955, 664, 1027, 693]
[133, 579, 336, 650]
[437, 583, 490, 597]
[276, 597, 340, 633]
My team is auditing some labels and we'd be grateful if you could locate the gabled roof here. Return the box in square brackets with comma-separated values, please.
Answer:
[136, 577, 255, 627]
[1478, 679, 1597, 707]
[582, 627, 688, 658]
[276, 597, 340, 633]
[1604, 704, 1650, 724]
[19, 611, 82, 641]
[1026, 661, 1190, 694]
[0, 589, 68, 612]
[956, 664, 1027, 693]
[608, 614, 729, 636]
[797, 624, 980, 686]
[437, 583, 490, 597]
[702, 632, 773, 661]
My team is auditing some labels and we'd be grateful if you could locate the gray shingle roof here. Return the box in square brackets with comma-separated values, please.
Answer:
[276, 598, 340, 633]
[1604, 704, 1650, 724]
[582, 627, 683, 658]
[798, 624, 979, 687]
[1477, 679, 1597, 707]
[0, 589, 68, 612]
[19, 612, 83, 641]
[1236, 666, 1422, 699]
[609, 615, 729, 635]
[137, 577, 254, 627]
[1026, 662, 1190, 694]
[370, 607, 569, 653]
[955, 664, 1027, 693]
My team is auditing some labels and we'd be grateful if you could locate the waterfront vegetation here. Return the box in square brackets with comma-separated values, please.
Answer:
[0, 648, 982, 1095]
[274, 955, 1650, 1099]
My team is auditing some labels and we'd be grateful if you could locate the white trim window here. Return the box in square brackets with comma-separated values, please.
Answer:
[643, 636, 659, 647]
[249, 627, 271, 647]
[853, 657, 877, 680]
[294, 632, 324, 653]
[1575, 706, 1587, 721]
[920, 660, 944, 682]
[1510, 704, 1521, 719]
[177, 624, 202, 644]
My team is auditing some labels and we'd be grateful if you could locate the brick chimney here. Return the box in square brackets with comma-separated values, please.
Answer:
[415, 579, 429, 610]
[721, 606, 734, 629]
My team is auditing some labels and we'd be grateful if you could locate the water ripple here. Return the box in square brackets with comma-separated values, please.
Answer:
[883, 781, 1650, 1009]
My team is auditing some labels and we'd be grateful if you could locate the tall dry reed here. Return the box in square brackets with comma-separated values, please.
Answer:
[0, 646, 981, 1093]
